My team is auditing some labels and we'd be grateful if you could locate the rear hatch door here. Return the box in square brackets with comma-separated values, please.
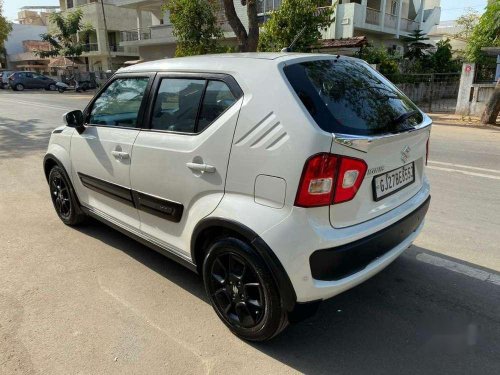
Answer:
[283, 57, 431, 228]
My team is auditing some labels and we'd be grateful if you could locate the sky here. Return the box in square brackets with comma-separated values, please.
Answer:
[1, 0, 491, 23]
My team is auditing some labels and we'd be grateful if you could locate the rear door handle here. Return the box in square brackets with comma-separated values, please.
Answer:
[186, 162, 216, 173]
[111, 150, 130, 160]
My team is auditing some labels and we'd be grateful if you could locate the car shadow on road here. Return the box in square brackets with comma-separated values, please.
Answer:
[76, 221, 500, 374]
[0, 116, 53, 158]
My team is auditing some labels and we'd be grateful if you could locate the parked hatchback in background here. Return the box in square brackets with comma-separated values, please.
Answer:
[0, 70, 14, 88]
[43, 53, 431, 341]
[9, 71, 57, 91]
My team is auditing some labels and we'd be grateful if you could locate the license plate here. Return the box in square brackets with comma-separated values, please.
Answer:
[372, 162, 415, 201]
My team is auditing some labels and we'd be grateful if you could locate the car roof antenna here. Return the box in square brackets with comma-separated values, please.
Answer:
[281, 26, 307, 53]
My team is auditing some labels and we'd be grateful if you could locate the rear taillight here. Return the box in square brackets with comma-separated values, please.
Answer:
[295, 153, 367, 207]
[425, 138, 430, 165]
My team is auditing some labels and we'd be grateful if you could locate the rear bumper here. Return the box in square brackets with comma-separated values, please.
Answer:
[310, 196, 430, 281]
[260, 178, 431, 302]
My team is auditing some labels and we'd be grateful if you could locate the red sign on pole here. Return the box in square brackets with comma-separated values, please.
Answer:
[465, 65, 472, 73]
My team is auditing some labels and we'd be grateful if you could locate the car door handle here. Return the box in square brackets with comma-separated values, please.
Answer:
[111, 150, 130, 160]
[186, 162, 216, 173]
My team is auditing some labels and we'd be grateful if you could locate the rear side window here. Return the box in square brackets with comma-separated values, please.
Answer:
[89, 77, 149, 127]
[151, 78, 237, 133]
[152, 78, 206, 132]
[284, 59, 422, 136]
[197, 81, 236, 132]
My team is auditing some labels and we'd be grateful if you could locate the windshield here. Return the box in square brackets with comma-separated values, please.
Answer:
[284, 58, 423, 136]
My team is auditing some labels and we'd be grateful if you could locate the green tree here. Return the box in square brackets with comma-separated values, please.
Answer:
[464, 1, 500, 125]
[259, 0, 335, 52]
[455, 8, 480, 42]
[36, 9, 93, 60]
[431, 39, 460, 73]
[402, 29, 432, 60]
[163, 0, 224, 57]
[356, 45, 400, 75]
[465, 1, 500, 63]
[0, 0, 12, 64]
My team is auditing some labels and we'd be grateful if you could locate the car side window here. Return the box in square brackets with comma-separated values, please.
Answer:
[88, 77, 149, 127]
[197, 81, 236, 132]
[151, 78, 206, 133]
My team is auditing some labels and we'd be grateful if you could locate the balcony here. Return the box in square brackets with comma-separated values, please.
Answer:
[120, 25, 176, 47]
[82, 43, 99, 52]
[401, 18, 419, 32]
[365, 7, 380, 25]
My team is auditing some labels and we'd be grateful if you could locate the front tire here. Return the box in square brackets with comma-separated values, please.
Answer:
[48, 83, 56, 91]
[15, 83, 24, 91]
[48, 166, 86, 226]
[203, 237, 287, 341]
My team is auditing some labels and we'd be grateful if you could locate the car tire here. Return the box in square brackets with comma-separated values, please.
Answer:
[48, 166, 86, 226]
[14, 83, 24, 91]
[203, 237, 288, 341]
[48, 83, 56, 91]
[58, 87, 65, 93]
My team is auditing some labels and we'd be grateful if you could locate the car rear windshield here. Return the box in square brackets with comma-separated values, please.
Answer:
[283, 58, 423, 136]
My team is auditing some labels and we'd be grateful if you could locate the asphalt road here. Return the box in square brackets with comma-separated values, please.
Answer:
[0, 90, 499, 374]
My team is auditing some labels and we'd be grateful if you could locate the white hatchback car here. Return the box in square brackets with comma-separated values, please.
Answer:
[44, 53, 431, 341]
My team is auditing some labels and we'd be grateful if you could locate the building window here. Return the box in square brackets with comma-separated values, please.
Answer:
[391, 0, 398, 15]
[66, 0, 74, 9]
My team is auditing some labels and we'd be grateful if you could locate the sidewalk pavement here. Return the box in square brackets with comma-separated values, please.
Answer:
[428, 113, 499, 127]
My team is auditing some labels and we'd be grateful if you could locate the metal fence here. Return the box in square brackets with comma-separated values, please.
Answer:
[385, 73, 461, 113]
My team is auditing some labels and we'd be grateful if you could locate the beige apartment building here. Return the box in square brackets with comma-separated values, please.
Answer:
[56, 0, 153, 71]
[116, 0, 441, 61]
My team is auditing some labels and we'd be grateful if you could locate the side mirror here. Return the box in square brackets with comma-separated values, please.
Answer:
[63, 110, 85, 134]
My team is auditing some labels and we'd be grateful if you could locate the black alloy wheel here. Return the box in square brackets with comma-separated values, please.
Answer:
[48, 166, 86, 226]
[209, 251, 265, 328]
[50, 170, 72, 220]
[203, 238, 287, 341]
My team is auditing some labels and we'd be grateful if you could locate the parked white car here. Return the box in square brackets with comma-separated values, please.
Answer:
[44, 53, 431, 341]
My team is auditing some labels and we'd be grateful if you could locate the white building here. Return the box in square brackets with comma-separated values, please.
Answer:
[115, 0, 441, 61]
[56, 0, 153, 71]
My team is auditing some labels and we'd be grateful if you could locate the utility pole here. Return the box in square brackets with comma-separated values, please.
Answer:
[99, 0, 113, 71]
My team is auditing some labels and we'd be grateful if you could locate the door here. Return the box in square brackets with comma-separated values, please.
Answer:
[71, 74, 153, 229]
[130, 74, 243, 254]
[23, 72, 38, 88]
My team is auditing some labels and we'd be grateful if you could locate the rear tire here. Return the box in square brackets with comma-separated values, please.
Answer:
[48, 166, 86, 226]
[203, 237, 288, 341]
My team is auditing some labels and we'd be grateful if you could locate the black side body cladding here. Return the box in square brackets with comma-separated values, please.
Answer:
[77, 173, 183, 223]
[310, 196, 431, 281]
[78, 172, 135, 207]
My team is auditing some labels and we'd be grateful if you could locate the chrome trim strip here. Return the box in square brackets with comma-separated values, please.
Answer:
[333, 113, 432, 153]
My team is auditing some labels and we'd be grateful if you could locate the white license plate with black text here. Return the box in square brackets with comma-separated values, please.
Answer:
[373, 162, 415, 201]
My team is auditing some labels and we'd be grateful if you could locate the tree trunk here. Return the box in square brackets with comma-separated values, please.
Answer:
[222, 0, 249, 51]
[245, 0, 259, 52]
[480, 80, 500, 125]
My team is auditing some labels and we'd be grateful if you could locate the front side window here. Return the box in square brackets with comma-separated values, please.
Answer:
[151, 78, 206, 133]
[89, 77, 149, 127]
[284, 59, 422, 136]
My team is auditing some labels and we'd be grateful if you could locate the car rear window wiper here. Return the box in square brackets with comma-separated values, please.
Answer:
[392, 110, 419, 126]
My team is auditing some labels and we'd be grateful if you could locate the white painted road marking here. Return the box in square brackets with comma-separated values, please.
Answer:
[427, 165, 500, 180]
[429, 160, 500, 175]
[416, 253, 500, 286]
[0, 98, 71, 111]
